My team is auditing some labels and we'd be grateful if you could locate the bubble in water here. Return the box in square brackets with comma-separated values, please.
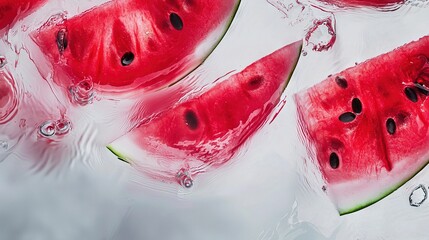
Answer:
[409, 184, 427, 207]
[0, 140, 8, 151]
[69, 78, 95, 105]
[176, 169, 194, 188]
[55, 119, 71, 135]
[182, 177, 193, 188]
[39, 120, 56, 137]
[0, 56, 6, 68]
[305, 17, 336, 52]
[0, 71, 18, 124]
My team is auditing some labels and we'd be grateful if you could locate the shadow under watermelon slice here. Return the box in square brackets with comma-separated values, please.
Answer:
[295, 35, 429, 215]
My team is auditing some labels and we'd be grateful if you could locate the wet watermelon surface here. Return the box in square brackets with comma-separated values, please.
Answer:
[107, 41, 301, 181]
[32, 0, 240, 93]
[296, 36, 429, 214]
[0, 0, 429, 239]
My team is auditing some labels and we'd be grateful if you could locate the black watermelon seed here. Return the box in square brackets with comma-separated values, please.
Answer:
[170, 13, 183, 30]
[404, 87, 418, 102]
[184, 110, 198, 130]
[351, 98, 362, 114]
[335, 76, 348, 89]
[121, 52, 134, 66]
[339, 112, 356, 123]
[329, 152, 340, 169]
[247, 76, 263, 90]
[56, 29, 68, 54]
[414, 83, 429, 96]
[386, 118, 396, 135]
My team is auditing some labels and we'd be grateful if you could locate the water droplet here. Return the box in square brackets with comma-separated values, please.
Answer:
[409, 184, 427, 207]
[0, 56, 6, 68]
[55, 119, 71, 135]
[176, 169, 193, 188]
[69, 78, 95, 105]
[39, 120, 56, 137]
[0, 140, 8, 151]
[302, 51, 307, 56]
[181, 176, 193, 188]
[305, 17, 336, 52]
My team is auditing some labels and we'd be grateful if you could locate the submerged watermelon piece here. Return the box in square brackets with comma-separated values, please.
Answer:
[295, 36, 429, 215]
[0, 0, 46, 30]
[107, 41, 302, 176]
[317, 0, 403, 8]
[32, 0, 240, 93]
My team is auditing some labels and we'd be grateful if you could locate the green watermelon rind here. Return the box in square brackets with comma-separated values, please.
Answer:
[106, 41, 302, 165]
[167, 0, 242, 88]
[282, 43, 302, 93]
[339, 161, 429, 215]
[107, 145, 130, 164]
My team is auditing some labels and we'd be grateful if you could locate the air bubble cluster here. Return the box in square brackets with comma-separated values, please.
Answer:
[39, 118, 71, 137]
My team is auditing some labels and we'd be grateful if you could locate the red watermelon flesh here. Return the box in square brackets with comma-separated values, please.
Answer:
[31, 0, 240, 93]
[316, 0, 404, 8]
[295, 36, 429, 215]
[0, 0, 46, 30]
[107, 41, 302, 176]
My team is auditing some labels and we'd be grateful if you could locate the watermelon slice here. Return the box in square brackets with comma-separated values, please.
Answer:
[31, 0, 240, 93]
[107, 41, 302, 176]
[0, 0, 46, 30]
[295, 36, 429, 215]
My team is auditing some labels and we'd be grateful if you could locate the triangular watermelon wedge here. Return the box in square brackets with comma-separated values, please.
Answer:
[295, 36, 429, 215]
[107, 41, 302, 180]
[31, 0, 240, 93]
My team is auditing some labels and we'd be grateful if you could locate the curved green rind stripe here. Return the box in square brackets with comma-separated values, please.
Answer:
[167, 0, 241, 88]
[339, 160, 429, 215]
[281, 43, 302, 93]
[106, 145, 130, 164]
